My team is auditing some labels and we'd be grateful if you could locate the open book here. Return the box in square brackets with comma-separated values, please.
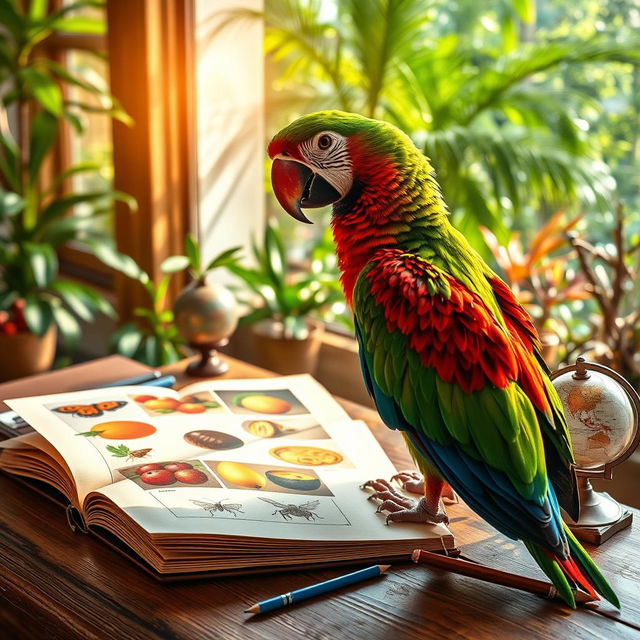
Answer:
[0, 375, 455, 578]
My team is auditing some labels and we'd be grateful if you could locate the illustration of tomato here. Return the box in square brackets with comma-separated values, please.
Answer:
[77, 421, 157, 440]
[139, 469, 176, 486]
[233, 394, 292, 414]
[163, 462, 193, 472]
[177, 403, 206, 414]
[143, 398, 179, 411]
[133, 394, 157, 403]
[215, 461, 266, 489]
[174, 469, 208, 484]
[135, 463, 163, 474]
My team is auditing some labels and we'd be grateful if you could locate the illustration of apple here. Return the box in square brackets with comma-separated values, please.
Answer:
[163, 462, 193, 472]
[133, 394, 157, 403]
[139, 469, 176, 486]
[174, 469, 208, 484]
[135, 463, 163, 474]
[177, 403, 206, 414]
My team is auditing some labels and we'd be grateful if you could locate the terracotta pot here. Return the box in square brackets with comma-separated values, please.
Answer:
[0, 325, 57, 382]
[252, 318, 324, 375]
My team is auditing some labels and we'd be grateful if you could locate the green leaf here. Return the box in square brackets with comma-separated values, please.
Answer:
[0, 2, 25, 37]
[184, 234, 201, 272]
[0, 134, 20, 191]
[45, 161, 102, 196]
[153, 276, 170, 310]
[511, 0, 536, 24]
[50, 280, 102, 321]
[24, 296, 55, 336]
[160, 255, 190, 274]
[50, 16, 106, 35]
[0, 191, 24, 218]
[88, 243, 148, 282]
[28, 0, 48, 20]
[28, 111, 58, 184]
[22, 68, 63, 115]
[110, 322, 143, 358]
[24, 242, 58, 287]
[37, 212, 112, 246]
[204, 246, 242, 272]
[52, 305, 81, 349]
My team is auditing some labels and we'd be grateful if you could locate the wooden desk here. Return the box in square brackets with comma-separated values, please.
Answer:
[1, 355, 639, 640]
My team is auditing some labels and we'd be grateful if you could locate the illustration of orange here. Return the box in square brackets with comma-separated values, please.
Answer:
[77, 421, 157, 440]
[177, 403, 206, 414]
[233, 394, 292, 414]
[143, 397, 179, 411]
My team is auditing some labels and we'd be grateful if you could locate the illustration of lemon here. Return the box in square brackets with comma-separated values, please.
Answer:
[232, 394, 292, 414]
[269, 446, 343, 466]
[215, 461, 266, 489]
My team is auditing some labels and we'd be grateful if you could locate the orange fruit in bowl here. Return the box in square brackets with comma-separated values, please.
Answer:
[77, 421, 156, 440]
[177, 403, 206, 414]
[143, 397, 179, 411]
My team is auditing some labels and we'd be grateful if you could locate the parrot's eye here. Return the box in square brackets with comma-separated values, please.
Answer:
[317, 134, 333, 150]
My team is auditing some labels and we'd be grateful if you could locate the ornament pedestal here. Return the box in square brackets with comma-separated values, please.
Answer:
[186, 339, 229, 377]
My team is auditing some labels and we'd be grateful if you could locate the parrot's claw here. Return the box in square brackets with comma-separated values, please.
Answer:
[391, 470, 424, 495]
[384, 497, 449, 526]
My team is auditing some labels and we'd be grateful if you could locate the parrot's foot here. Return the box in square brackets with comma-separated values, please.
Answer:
[391, 470, 458, 503]
[360, 478, 449, 525]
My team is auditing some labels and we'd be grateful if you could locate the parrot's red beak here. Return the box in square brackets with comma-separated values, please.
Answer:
[271, 157, 341, 225]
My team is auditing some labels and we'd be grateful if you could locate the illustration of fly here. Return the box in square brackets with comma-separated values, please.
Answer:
[258, 497, 323, 521]
[190, 499, 244, 517]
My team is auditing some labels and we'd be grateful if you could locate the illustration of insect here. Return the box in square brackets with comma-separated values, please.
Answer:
[53, 400, 127, 418]
[106, 444, 152, 461]
[258, 497, 323, 521]
[190, 499, 244, 517]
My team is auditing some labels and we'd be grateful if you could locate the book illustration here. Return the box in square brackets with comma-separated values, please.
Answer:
[131, 391, 224, 416]
[120, 460, 221, 489]
[242, 418, 330, 440]
[190, 498, 244, 517]
[215, 389, 310, 416]
[183, 430, 244, 450]
[51, 399, 127, 418]
[258, 497, 323, 522]
[53, 400, 128, 419]
[268, 445, 352, 468]
[206, 460, 333, 496]
[106, 444, 153, 462]
[75, 420, 157, 440]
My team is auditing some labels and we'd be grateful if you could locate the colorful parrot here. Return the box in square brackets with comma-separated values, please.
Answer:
[268, 110, 619, 609]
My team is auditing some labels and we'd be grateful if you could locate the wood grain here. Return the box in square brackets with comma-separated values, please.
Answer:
[1, 355, 639, 640]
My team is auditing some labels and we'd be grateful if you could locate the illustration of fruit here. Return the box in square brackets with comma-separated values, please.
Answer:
[76, 421, 156, 440]
[243, 420, 281, 438]
[139, 469, 176, 486]
[143, 397, 179, 412]
[176, 403, 206, 414]
[135, 463, 163, 474]
[215, 461, 266, 489]
[174, 468, 208, 484]
[269, 446, 343, 466]
[133, 394, 157, 403]
[266, 470, 321, 491]
[163, 462, 193, 472]
[183, 430, 244, 450]
[106, 444, 153, 461]
[232, 393, 292, 414]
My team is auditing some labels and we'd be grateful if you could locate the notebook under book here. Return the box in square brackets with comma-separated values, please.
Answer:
[0, 374, 455, 579]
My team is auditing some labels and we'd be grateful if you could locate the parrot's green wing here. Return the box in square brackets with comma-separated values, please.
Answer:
[353, 248, 574, 554]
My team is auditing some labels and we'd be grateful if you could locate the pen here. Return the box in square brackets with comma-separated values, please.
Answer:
[411, 549, 596, 604]
[100, 371, 162, 387]
[136, 374, 176, 388]
[244, 564, 390, 614]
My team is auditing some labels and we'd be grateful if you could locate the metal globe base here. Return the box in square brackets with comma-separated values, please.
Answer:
[186, 339, 229, 378]
[569, 477, 623, 527]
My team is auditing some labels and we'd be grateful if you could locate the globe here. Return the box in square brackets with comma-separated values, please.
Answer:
[552, 364, 637, 470]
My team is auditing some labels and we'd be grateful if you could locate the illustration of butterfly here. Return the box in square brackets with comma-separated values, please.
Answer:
[52, 400, 127, 418]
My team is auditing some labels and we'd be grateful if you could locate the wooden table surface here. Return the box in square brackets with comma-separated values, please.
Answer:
[1, 355, 639, 640]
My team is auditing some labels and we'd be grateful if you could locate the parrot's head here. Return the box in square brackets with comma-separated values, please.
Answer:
[268, 110, 422, 224]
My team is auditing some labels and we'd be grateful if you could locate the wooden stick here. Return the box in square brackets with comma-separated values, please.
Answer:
[411, 549, 596, 604]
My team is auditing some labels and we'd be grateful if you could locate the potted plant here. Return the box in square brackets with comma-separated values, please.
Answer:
[0, 1, 134, 380]
[227, 220, 343, 375]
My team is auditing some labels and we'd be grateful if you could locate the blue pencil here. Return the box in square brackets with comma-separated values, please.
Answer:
[244, 564, 390, 614]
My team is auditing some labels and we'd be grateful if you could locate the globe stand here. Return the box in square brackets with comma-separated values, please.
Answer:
[186, 339, 229, 378]
[551, 357, 640, 545]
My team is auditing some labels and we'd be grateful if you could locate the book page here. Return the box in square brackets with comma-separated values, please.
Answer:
[90, 410, 451, 544]
[6, 376, 350, 503]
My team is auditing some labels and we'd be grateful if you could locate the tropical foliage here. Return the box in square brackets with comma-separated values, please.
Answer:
[0, 0, 134, 348]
